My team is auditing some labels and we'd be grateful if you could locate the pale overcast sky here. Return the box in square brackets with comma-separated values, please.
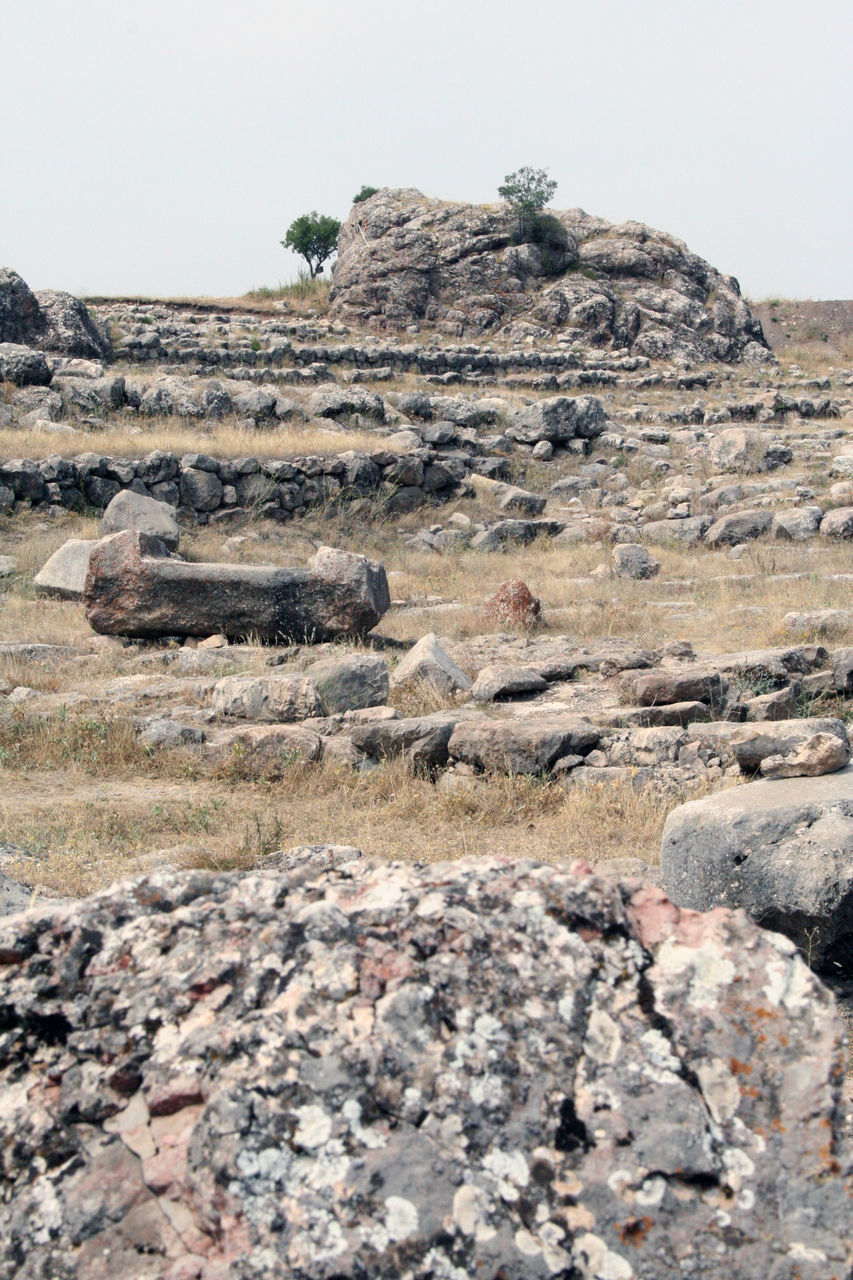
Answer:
[4, 0, 851, 300]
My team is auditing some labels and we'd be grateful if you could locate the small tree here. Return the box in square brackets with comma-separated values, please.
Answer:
[281, 211, 341, 278]
[353, 185, 379, 204]
[497, 167, 558, 240]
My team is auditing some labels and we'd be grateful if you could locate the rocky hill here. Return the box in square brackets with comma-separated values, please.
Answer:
[329, 189, 772, 365]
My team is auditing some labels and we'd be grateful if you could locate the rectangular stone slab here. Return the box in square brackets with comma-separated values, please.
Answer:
[84, 530, 390, 642]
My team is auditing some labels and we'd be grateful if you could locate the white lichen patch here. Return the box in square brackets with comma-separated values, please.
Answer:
[696, 1057, 742, 1124]
[469, 1074, 504, 1108]
[342, 1098, 387, 1149]
[584, 1008, 622, 1064]
[385, 1195, 419, 1241]
[482, 1148, 530, 1201]
[655, 940, 735, 1011]
[574, 1231, 635, 1279]
[292, 1104, 333, 1150]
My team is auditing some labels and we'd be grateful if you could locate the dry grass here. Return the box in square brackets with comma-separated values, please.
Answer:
[0, 417, 386, 464]
[0, 740, 706, 897]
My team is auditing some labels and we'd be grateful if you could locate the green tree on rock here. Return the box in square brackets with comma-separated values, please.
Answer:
[352, 185, 379, 204]
[281, 211, 342, 278]
[497, 167, 558, 240]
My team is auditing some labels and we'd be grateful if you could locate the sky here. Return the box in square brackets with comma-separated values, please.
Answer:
[3, 0, 852, 301]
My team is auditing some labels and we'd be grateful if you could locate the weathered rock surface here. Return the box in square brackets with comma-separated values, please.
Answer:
[661, 765, 853, 974]
[329, 189, 772, 362]
[448, 716, 599, 774]
[34, 538, 102, 599]
[100, 490, 181, 551]
[0, 859, 849, 1279]
[84, 532, 390, 642]
[726, 716, 849, 775]
[0, 267, 109, 358]
[390, 633, 472, 696]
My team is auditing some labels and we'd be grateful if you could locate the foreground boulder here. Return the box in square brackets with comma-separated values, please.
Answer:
[661, 765, 853, 973]
[0, 858, 849, 1279]
[83, 531, 390, 641]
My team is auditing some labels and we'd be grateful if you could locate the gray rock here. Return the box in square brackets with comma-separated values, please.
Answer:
[100, 490, 180, 551]
[661, 765, 853, 973]
[204, 723, 323, 775]
[612, 542, 660, 579]
[506, 395, 607, 444]
[212, 673, 320, 722]
[349, 711, 462, 767]
[34, 537, 103, 599]
[0, 871, 32, 917]
[137, 718, 206, 749]
[642, 515, 711, 545]
[705, 509, 772, 546]
[307, 653, 389, 714]
[771, 505, 823, 540]
[448, 715, 598, 774]
[820, 505, 853, 538]
[471, 663, 548, 702]
[308, 384, 385, 420]
[626, 667, 725, 707]
[0, 342, 51, 386]
[33, 288, 110, 359]
[329, 190, 771, 362]
[390, 633, 472, 695]
[84, 532, 391, 642]
[0, 859, 847, 1277]
[727, 717, 849, 775]
[180, 466, 223, 512]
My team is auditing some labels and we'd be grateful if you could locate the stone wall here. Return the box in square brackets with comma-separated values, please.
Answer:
[0, 445, 473, 522]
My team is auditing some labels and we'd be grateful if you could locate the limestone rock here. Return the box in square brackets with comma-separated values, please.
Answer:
[306, 653, 390, 715]
[471, 663, 549, 702]
[212, 674, 320, 722]
[0, 342, 51, 386]
[448, 716, 598, 774]
[0, 859, 848, 1278]
[612, 542, 661, 579]
[100, 490, 180, 551]
[390, 633, 472, 695]
[726, 716, 849, 775]
[329, 190, 771, 363]
[705, 509, 772, 547]
[34, 538, 102, 599]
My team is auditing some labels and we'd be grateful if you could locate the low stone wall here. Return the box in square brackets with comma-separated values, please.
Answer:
[0, 446, 473, 522]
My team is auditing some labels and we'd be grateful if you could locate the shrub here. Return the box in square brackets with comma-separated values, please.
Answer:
[353, 185, 379, 204]
[498, 166, 558, 240]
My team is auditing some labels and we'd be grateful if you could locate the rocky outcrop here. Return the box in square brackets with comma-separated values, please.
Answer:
[0, 857, 849, 1279]
[329, 189, 773, 363]
[0, 267, 110, 360]
[83, 531, 391, 642]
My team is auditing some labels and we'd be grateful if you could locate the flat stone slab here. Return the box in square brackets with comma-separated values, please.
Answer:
[84, 531, 390, 642]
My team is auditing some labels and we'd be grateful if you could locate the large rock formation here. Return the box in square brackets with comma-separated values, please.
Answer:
[0, 267, 110, 360]
[330, 189, 772, 363]
[0, 857, 849, 1279]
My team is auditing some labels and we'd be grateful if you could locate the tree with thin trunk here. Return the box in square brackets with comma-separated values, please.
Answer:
[497, 167, 558, 241]
[281, 211, 342, 278]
